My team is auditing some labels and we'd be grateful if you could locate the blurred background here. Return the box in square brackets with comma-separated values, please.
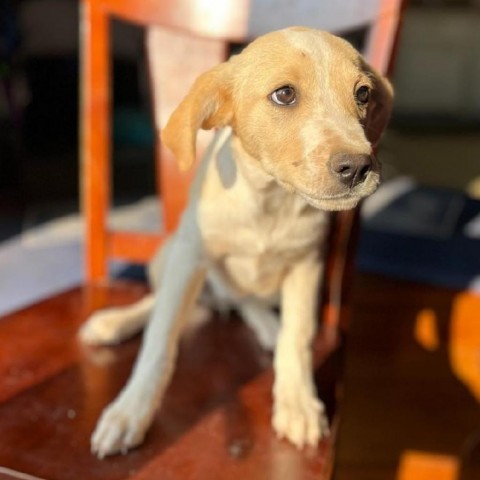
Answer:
[0, 0, 479, 309]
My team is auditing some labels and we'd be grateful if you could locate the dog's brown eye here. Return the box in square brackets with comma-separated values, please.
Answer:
[355, 85, 370, 105]
[271, 86, 296, 106]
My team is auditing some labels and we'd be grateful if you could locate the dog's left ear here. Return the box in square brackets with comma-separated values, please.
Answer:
[161, 63, 233, 171]
[364, 66, 394, 147]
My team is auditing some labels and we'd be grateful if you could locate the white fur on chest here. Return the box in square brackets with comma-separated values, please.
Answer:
[197, 131, 329, 298]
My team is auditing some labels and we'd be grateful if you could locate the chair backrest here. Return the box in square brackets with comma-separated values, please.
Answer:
[81, 0, 251, 280]
[81, 0, 405, 281]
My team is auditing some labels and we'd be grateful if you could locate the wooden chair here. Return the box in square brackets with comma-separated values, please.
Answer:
[0, 4, 408, 479]
[80, 0, 406, 329]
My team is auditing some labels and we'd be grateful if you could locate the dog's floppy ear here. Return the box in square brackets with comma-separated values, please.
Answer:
[161, 63, 233, 171]
[364, 65, 394, 147]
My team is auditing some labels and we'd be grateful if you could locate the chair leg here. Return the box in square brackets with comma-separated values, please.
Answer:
[81, 0, 111, 282]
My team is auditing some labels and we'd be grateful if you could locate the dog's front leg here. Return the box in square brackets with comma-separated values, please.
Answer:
[91, 215, 206, 458]
[272, 255, 329, 449]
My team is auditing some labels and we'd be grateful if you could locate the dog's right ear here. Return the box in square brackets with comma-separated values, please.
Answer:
[161, 63, 233, 171]
[363, 65, 394, 148]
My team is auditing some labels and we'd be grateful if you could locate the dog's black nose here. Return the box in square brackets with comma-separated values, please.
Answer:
[329, 153, 373, 188]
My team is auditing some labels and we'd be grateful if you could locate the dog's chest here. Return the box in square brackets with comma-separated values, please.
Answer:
[198, 163, 329, 297]
[223, 214, 327, 297]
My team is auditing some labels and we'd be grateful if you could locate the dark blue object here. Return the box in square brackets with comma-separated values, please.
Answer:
[357, 186, 480, 290]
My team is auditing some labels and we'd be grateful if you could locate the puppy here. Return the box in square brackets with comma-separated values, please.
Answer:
[80, 27, 393, 458]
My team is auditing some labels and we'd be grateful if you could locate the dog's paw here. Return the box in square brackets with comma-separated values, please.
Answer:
[272, 387, 329, 449]
[91, 392, 154, 458]
[79, 309, 126, 346]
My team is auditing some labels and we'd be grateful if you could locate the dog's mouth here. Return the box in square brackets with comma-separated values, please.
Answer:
[302, 193, 363, 211]
[275, 169, 381, 211]
[293, 176, 381, 211]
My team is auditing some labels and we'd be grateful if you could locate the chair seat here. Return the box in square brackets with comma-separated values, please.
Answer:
[0, 282, 338, 479]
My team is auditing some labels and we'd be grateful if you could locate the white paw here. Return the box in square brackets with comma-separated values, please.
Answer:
[79, 309, 125, 346]
[272, 387, 329, 449]
[91, 392, 154, 458]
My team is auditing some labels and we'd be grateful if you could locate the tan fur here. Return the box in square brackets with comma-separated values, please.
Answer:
[79, 27, 393, 457]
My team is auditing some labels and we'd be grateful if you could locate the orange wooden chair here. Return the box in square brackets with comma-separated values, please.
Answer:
[80, 0, 406, 328]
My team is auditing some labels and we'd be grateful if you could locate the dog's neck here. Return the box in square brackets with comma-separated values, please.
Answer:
[228, 132, 311, 215]
[230, 135, 277, 192]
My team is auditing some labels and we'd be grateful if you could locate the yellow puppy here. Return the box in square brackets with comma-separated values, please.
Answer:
[80, 27, 393, 458]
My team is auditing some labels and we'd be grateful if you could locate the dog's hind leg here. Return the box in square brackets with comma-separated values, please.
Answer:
[239, 300, 280, 351]
[79, 294, 155, 346]
[79, 239, 172, 346]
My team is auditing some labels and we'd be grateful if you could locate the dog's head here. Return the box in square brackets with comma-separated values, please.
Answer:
[162, 27, 393, 211]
